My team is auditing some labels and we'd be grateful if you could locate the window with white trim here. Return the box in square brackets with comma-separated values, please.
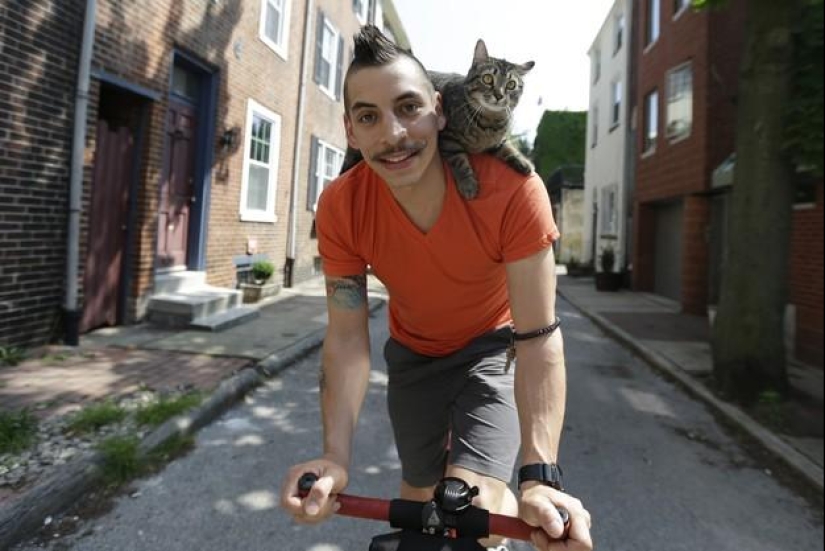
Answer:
[646, 0, 660, 46]
[240, 100, 281, 222]
[674, 0, 690, 18]
[591, 105, 599, 147]
[666, 62, 693, 140]
[614, 13, 625, 54]
[592, 48, 601, 84]
[643, 90, 659, 153]
[601, 185, 618, 235]
[307, 137, 345, 212]
[353, 0, 368, 24]
[611, 80, 622, 128]
[314, 13, 344, 100]
[260, 0, 290, 59]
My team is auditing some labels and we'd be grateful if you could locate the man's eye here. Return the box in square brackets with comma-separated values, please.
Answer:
[401, 103, 421, 114]
[358, 113, 376, 124]
[482, 74, 494, 85]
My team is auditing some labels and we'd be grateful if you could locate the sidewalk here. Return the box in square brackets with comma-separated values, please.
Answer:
[557, 274, 824, 491]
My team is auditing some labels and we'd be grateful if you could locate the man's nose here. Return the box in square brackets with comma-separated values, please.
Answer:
[382, 115, 407, 143]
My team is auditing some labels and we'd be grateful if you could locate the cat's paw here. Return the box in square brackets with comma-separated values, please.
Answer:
[510, 157, 534, 175]
[456, 175, 480, 200]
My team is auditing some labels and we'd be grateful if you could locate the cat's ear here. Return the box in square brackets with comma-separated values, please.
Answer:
[473, 39, 489, 63]
[517, 61, 536, 75]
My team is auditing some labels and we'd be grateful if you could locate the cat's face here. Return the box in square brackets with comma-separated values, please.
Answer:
[344, 57, 447, 190]
[466, 40, 534, 113]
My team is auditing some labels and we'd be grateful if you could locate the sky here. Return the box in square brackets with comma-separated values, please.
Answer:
[392, 0, 616, 139]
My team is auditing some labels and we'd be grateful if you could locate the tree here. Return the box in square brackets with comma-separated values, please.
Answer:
[531, 111, 586, 177]
[693, 0, 823, 403]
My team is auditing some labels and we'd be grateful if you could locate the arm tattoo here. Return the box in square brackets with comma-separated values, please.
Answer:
[326, 275, 368, 309]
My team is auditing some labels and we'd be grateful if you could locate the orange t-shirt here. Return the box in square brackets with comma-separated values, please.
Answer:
[316, 154, 560, 356]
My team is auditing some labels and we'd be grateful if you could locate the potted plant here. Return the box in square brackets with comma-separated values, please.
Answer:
[240, 260, 281, 303]
[595, 246, 623, 291]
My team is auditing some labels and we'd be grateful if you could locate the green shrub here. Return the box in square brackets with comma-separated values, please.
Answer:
[251, 260, 275, 283]
[0, 346, 26, 367]
[97, 436, 141, 484]
[68, 401, 127, 434]
[135, 392, 204, 427]
[0, 410, 38, 454]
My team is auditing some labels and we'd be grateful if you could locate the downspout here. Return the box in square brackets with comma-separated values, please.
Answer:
[64, 0, 97, 346]
[285, 0, 314, 287]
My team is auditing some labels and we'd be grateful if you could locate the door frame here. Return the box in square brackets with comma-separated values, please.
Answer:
[159, 50, 219, 273]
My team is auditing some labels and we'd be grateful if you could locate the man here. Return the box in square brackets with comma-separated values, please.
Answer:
[280, 25, 592, 551]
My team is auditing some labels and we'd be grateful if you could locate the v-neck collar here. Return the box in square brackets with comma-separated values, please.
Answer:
[378, 163, 456, 242]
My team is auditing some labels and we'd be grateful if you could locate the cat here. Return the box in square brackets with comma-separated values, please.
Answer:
[339, 40, 535, 200]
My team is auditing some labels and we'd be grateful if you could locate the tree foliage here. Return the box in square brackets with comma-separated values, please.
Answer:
[531, 110, 587, 178]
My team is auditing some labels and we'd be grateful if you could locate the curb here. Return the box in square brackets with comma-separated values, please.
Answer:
[0, 299, 385, 550]
[558, 288, 824, 493]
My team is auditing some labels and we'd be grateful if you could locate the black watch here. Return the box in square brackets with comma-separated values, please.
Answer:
[518, 463, 564, 491]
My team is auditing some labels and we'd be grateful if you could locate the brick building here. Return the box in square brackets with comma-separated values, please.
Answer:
[0, 0, 408, 348]
[630, 0, 823, 365]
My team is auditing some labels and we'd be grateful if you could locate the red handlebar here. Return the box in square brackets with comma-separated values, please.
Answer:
[297, 475, 569, 542]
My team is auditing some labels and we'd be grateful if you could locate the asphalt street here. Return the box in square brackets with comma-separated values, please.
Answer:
[14, 298, 824, 551]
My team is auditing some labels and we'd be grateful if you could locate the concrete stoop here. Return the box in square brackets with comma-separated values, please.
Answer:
[147, 271, 260, 332]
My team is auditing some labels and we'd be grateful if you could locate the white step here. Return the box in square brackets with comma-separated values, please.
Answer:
[154, 271, 208, 295]
[190, 306, 260, 332]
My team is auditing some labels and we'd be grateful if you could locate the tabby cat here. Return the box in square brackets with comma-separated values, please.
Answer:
[339, 40, 535, 200]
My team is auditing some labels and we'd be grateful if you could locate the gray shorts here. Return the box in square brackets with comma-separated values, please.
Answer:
[383, 327, 519, 487]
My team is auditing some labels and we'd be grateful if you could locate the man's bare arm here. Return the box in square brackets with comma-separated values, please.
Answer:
[320, 274, 372, 468]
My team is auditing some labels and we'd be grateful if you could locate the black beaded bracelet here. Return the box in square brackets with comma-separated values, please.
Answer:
[512, 317, 562, 341]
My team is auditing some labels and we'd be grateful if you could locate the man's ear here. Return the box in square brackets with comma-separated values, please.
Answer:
[435, 92, 446, 130]
[344, 114, 358, 149]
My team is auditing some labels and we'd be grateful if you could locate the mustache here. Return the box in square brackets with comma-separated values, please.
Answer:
[371, 141, 427, 162]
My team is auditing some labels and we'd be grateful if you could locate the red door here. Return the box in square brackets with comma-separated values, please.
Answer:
[158, 100, 197, 268]
[81, 120, 134, 332]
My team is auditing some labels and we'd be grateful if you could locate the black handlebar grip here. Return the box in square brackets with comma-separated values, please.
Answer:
[298, 472, 318, 496]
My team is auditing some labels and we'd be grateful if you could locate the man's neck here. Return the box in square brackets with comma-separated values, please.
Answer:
[387, 156, 448, 234]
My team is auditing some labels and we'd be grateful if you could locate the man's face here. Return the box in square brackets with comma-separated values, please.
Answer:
[344, 58, 446, 190]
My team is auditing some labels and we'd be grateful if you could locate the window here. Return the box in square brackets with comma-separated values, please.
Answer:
[353, 0, 368, 24]
[666, 62, 693, 140]
[601, 186, 618, 235]
[643, 90, 659, 153]
[314, 12, 344, 100]
[307, 137, 345, 212]
[674, 0, 690, 18]
[240, 100, 281, 222]
[614, 13, 625, 54]
[611, 80, 622, 128]
[592, 48, 601, 83]
[646, 0, 660, 46]
[260, 0, 290, 59]
[591, 105, 599, 147]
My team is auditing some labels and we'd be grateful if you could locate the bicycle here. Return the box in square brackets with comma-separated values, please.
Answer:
[298, 473, 570, 550]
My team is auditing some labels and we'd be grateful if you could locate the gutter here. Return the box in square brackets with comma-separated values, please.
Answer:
[285, 0, 314, 287]
[64, 0, 97, 345]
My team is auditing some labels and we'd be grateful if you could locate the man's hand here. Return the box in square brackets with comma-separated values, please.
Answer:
[519, 483, 593, 550]
[280, 457, 349, 524]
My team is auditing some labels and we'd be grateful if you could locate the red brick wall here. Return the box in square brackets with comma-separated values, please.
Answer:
[790, 184, 824, 366]
[682, 195, 710, 314]
[0, 0, 85, 347]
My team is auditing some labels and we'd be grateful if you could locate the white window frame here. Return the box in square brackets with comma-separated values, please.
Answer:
[310, 140, 345, 212]
[646, 0, 660, 48]
[643, 90, 659, 155]
[614, 12, 625, 55]
[318, 17, 341, 99]
[666, 62, 693, 142]
[259, 0, 291, 60]
[591, 105, 599, 148]
[592, 47, 602, 84]
[601, 185, 618, 236]
[240, 99, 281, 223]
[353, 0, 368, 24]
[610, 80, 622, 129]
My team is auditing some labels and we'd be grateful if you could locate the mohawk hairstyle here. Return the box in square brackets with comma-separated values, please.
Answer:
[344, 25, 431, 111]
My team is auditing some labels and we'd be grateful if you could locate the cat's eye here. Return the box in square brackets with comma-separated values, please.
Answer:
[506, 80, 517, 91]
[482, 74, 494, 85]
